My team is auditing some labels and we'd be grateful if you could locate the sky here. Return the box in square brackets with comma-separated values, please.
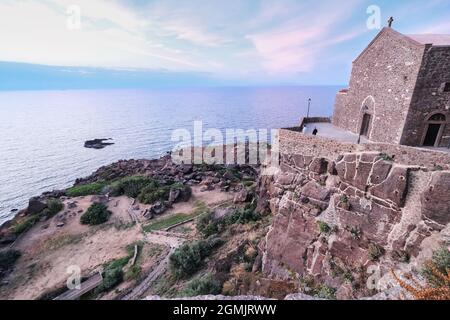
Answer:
[0, 0, 449, 89]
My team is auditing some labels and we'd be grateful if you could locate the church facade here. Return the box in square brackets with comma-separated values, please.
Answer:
[332, 27, 450, 147]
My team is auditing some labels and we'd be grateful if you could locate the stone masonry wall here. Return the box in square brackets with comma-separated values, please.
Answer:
[332, 28, 425, 144]
[279, 129, 450, 169]
[401, 45, 450, 147]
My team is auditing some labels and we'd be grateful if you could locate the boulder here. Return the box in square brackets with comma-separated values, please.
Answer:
[149, 201, 167, 215]
[27, 197, 47, 215]
[168, 188, 181, 203]
[233, 188, 249, 203]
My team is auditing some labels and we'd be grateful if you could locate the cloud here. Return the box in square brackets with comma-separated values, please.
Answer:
[422, 21, 450, 33]
[0, 0, 448, 85]
[246, 1, 364, 73]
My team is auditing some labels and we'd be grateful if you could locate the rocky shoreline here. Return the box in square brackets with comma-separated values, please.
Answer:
[0, 154, 258, 243]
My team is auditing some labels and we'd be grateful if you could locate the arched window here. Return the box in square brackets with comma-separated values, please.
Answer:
[428, 113, 446, 122]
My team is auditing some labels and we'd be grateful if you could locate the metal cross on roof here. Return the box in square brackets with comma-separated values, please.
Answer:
[388, 17, 394, 28]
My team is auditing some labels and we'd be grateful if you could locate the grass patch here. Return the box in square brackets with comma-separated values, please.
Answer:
[142, 212, 198, 232]
[46, 199, 64, 217]
[142, 202, 207, 233]
[66, 181, 108, 197]
[45, 234, 83, 250]
[13, 214, 41, 235]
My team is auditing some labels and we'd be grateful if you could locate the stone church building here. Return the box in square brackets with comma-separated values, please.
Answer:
[332, 27, 450, 147]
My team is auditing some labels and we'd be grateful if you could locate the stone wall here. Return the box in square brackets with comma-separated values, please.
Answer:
[279, 129, 450, 169]
[279, 129, 357, 161]
[259, 147, 450, 299]
[401, 45, 450, 147]
[332, 28, 425, 144]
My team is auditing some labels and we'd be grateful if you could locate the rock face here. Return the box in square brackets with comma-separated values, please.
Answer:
[421, 171, 450, 226]
[259, 151, 450, 299]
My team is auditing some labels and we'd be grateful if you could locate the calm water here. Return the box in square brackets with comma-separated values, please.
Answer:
[0, 86, 339, 224]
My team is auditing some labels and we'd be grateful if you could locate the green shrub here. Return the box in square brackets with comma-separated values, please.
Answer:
[125, 265, 141, 281]
[169, 240, 214, 278]
[196, 211, 219, 238]
[391, 250, 410, 263]
[46, 198, 64, 217]
[0, 249, 21, 275]
[95, 255, 132, 294]
[66, 182, 108, 197]
[80, 203, 110, 225]
[225, 206, 261, 225]
[422, 247, 450, 287]
[182, 273, 222, 297]
[138, 184, 170, 204]
[379, 153, 394, 161]
[96, 266, 123, 293]
[314, 285, 336, 299]
[317, 221, 331, 234]
[368, 243, 385, 261]
[109, 176, 155, 198]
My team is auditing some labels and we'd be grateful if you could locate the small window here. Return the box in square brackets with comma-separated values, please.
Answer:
[444, 82, 450, 92]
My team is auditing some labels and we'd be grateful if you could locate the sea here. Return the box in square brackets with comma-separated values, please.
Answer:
[0, 86, 340, 225]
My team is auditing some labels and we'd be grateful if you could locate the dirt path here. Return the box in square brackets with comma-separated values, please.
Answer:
[121, 231, 185, 300]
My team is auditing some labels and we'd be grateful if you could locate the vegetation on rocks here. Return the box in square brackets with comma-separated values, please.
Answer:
[197, 204, 262, 239]
[12, 198, 64, 235]
[169, 238, 222, 278]
[182, 273, 222, 297]
[368, 243, 385, 261]
[80, 203, 110, 225]
[317, 221, 331, 234]
[422, 247, 450, 287]
[393, 247, 450, 300]
[109, 176, 155, 198]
